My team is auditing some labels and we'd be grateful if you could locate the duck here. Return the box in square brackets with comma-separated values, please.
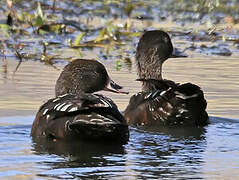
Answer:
[31, 59, 129, 144]
[124, 30, 209, 126]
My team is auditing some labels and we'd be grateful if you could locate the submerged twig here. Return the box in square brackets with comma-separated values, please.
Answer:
[1, 42, 8, 79]
[52, 0, 56, 13]
[0, 41, 6, 60]
[42, 41, 47, 56]
[13, 50, 23, 76]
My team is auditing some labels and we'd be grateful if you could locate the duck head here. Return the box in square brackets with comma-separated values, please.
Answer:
[136, 30, 175, 90]
[55, 59, 128, 96]
[136, 30, 173, 80]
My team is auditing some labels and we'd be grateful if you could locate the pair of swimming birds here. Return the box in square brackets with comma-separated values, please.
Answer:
[31, 30, 209, 144]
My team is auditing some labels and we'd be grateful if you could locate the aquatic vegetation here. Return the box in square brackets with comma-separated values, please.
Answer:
[0, 0, 238, 72]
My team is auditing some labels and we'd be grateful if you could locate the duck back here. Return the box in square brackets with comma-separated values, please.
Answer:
[31, 93, 129, 144]
[124, 80, 209, 126]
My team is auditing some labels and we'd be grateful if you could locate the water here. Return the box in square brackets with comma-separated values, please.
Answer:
[1, 0, 239, 178]
[1, 57, 239, 179]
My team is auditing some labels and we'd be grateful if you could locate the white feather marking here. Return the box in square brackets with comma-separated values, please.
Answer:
[65, 120, 71, 132]
[155, 98, 160, 103]
[75, 119, 88, 123]
[178, 108, 189, 114]
[58, 94, 68, 98]
[160, 116, 165, 122]
[166, 102, 173, 109]
[144, 92, 152, 99]
[160, 90, 166, 96]
[56, 103, 66, 111]
[175, 92, 198, 100]
[149, 107, 154, 112]
[100, 99, 110, 108]
[158, 107, 171, 116]
[60, 104, 72, 112]
[52, 98, 60, 102]
[92, 118, 114, 124]
[43, 108, 48, 115]
[90, 119, 104, 123]
[46, 114, 50, 120]
[151, 91, 159, 98]
[185, 94, 198, 99]
[176, 94, 185, 99]
[136, 92, 142, 96]
[54, 103, 62, 109]
[68, 106, 78, 112]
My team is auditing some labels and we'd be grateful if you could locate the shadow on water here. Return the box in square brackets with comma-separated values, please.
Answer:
[30, 124, 207, 179]
[31, 137, 128, 179]
[0, 0, 239, 178]
[30, 116, 239, 179]
[31, 137, 126, 161]
[124, 126, 207, 179]
[1, 115, 239, 179]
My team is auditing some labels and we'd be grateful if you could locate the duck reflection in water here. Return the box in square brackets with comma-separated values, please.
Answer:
[32, 136, 125, 161]
[124, 125, 207, 179]
[31, 126, 207, 179]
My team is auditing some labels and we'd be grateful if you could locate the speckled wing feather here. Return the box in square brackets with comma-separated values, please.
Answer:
[31, 93, 128, 141]
[124, 82, 208, 126]
[38, 93, 116, 121]
[124, 87, 176, 125]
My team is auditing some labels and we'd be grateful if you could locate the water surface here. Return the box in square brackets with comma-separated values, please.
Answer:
[0, 56, 239, 179]
[1, 0, 239, 178]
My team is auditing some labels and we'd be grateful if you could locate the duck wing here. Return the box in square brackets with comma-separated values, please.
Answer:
[174, 83, 209, 126]
[124, 87, 176, 126]
[31, 93, 129, 143]
[124, 82, 208, 126]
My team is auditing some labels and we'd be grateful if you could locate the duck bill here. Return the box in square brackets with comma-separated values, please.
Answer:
[104, 79, 129, 94]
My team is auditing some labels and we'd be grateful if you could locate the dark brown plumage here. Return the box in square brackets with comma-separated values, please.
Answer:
[31, 59, 129, 144]
[124, 30, 209, 126]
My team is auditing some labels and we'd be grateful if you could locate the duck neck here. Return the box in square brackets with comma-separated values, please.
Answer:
[138, 63, 163, 91]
